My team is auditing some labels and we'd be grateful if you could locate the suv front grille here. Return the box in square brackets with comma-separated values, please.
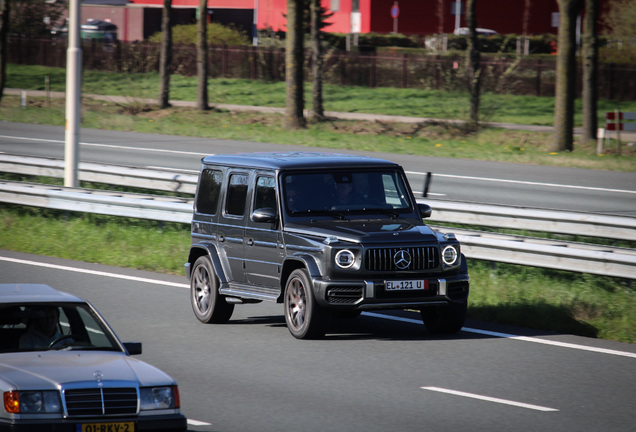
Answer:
[64, 387, 138, 417]
[365, 247, 439, 271]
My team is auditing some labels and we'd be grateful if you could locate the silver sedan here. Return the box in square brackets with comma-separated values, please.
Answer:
[0, 284, 187, 432]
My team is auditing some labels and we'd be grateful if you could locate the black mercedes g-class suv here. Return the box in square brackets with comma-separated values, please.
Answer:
[185, 152, 469, 339]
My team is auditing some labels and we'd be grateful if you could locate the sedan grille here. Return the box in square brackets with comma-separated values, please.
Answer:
[64, 387, 138, 417]
[365, 246, 439, 271]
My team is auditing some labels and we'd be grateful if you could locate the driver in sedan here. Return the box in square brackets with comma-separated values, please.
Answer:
[19, 306, 63, 350]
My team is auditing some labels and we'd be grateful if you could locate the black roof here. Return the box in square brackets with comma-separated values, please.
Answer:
[201, 152, 400, 170]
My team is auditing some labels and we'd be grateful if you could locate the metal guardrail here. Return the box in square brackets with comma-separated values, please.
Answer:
[0, 178, 634, 280]
[2, 155, 635, 241]
[0, 154, 198, 194]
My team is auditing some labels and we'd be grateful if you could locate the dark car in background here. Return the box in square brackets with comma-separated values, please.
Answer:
[186, 152, 469, 339]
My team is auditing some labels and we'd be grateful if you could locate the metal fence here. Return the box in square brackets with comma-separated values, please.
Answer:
[8, 37, 636, 100]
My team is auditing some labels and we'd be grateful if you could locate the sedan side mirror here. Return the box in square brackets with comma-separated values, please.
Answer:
[418, 203, 432, 219]
[124, 342, 142, 355]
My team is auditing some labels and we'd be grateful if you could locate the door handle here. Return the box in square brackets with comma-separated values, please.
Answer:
[218, 235, 225, 242]
[246, 238, 254, 246]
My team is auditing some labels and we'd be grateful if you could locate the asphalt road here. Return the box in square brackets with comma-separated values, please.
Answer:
[1, 250, 635, 432]
[1, 122, 635, 216]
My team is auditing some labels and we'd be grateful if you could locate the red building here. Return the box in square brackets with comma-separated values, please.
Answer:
[75, 0, 599, 43]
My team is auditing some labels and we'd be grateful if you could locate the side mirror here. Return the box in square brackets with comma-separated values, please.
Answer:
[124, 342, 142, 355]
[252, 207, 277, 223]
[418, 203, 432, 219]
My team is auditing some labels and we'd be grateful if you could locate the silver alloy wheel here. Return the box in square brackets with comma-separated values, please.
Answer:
[285, 276, 306, 332]
[193, 263, 211, 315]
[190, 256, 234, 323]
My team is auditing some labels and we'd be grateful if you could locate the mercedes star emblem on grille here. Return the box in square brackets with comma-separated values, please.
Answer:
[393, 250, 412, 269]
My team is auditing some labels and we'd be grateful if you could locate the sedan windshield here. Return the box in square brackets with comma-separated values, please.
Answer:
[282, 169, 413, 216]
[0, 303, 122, 353]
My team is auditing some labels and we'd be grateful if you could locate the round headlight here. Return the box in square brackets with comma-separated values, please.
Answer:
[442, 245, 458, 266]
[335, 250, 355, 269]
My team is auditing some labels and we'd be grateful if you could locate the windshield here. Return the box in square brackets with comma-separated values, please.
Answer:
[0, 303, 122, 353]
[282, 169, 413, 217]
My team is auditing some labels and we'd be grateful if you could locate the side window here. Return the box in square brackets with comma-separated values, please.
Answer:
[196, 169, 223, 215]
[226, 173, 249, 216]
[254, 176, 276, 212]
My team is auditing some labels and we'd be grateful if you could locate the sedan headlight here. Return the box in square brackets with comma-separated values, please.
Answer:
[442, 245, 459, 267]
[140, 386, 180, 410]
[3, 391, 61, 414]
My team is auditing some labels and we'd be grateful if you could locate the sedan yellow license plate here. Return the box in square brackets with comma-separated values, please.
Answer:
[385, 279, 428, 291]
[80, 422, 135, 432]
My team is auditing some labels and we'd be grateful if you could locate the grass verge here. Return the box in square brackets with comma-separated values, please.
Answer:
[1, 94, 634, 172]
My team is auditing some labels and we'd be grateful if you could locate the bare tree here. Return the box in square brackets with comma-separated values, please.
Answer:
[0, 0, 8, 103]
[551, 0, 583, 152]
[284, 0, 305, 129]
[310, 0, 330, 121]
[581, 0, 599, 146]
[466, 0, 481, 125]
[196, 0, 209, 111]
[158, 0, 173, 109]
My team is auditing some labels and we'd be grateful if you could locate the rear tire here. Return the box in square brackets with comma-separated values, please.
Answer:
[190, 256, 234, 323]
[421, 301, 467, 334]
[284, 269, 329, 339]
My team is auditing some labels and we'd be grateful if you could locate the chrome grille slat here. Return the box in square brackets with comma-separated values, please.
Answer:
[365, 246, 439, 271]
[64, 387, 138, 417]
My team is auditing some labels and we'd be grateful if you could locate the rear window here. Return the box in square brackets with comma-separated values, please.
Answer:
[196, 169, 223, 215]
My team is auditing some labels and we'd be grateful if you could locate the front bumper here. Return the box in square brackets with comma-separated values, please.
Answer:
[312, 273, 469, 310]
[0, 413, 187, 432]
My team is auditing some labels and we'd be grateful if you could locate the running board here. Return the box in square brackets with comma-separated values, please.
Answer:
[220, 284, 280, 303]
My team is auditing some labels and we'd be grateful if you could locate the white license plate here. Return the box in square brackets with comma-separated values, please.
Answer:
[385, 279, 428, 291]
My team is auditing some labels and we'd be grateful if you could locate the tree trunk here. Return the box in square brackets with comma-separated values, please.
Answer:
[158, 0, 172, 109]
[196, 0, 208, 111]
[310, 0, 324, 121]
[284, 0, 305, 129]
[0, 0, 9, 103]
[466, 0, 481, 126]
[552, 0, 583, 152]
[581, 0, 599, 146]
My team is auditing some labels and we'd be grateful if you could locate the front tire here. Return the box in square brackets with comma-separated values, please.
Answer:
[284, 269, 329, 339]
[190, 256, 234, 323]
[421, 301, 467, 334]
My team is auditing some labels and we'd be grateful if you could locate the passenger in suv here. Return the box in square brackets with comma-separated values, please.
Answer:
[185, 152, 469, 339]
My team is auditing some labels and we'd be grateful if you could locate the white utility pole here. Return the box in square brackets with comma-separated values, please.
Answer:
[454, 0, 462, 32]
[64, 0, 82, 187]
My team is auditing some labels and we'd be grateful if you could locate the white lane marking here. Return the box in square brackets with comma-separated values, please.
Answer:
[2, 134, 634, 196]
[405, 170, 636, 195]
[0, 256, 189, 289]
[2, 256, 635, 359]
[0, 135, 207, 157]
[188, 419, 212, 426]
[362, 312, 636, 359]
[147, 166, 200, 174]
[421, 387, 559, 412]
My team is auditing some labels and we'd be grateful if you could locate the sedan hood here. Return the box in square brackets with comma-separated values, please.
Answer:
[285, 219, 438, 244]
[0, 351, 174, 391]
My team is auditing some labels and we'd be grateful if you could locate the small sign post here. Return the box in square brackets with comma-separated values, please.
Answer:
[391, 2, 399, 33]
